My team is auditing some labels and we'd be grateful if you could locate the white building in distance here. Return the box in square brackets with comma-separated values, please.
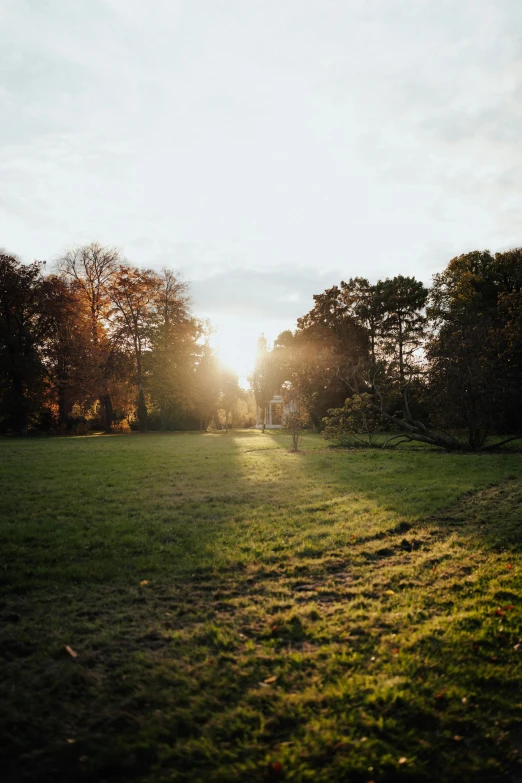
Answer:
[255, 393, 284, 429]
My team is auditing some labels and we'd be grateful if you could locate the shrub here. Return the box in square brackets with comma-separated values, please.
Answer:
[74, 421, 90, 436]
[111, 419, 131, 434]
[323, 393, 381, 446]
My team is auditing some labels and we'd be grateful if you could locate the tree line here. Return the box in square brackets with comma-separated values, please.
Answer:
[0, 243, 250, 435]
[254, 248, 522, 450]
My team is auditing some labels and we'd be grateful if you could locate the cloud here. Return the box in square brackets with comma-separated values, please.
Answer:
[1, 0, 522, 305]
[190, 266, 339, 322]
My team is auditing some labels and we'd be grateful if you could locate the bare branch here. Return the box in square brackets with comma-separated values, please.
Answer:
[384, 435, 413, 448]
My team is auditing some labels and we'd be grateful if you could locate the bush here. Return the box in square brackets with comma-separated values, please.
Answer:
[74, 421, 91, 436]
[111, 419, 131, 434]
[323, 393, 381, 446]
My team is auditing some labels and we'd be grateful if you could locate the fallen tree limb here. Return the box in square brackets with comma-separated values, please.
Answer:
[383, 434, 414, 448]
[336, 367, 470, 451]
[481, 434, 522, 451]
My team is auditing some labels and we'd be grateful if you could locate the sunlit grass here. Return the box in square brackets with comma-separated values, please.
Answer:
[1, 431, 521, 781]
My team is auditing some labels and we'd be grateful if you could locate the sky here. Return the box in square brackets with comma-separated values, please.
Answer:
[1, 0, 522, 378]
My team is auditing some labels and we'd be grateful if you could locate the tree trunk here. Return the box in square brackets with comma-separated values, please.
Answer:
[398, 317, 404, 382]
[58, 393, 68, 429]
[57, 382, 71, 431]
[12, 372, 28, 435]
[137, 385, 147, 432]
[136, 347, 147, 432]
[100, 394, 113, 433]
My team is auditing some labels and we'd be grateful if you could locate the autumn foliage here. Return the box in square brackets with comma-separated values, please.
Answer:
[0, 243, 240, 433]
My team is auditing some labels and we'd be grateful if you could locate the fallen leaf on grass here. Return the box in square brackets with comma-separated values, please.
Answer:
[66, 739, 76, 744]
[140, 580, 149, 586]
[398, 757, 408, 764]
[504, 604, 515, 611]
[65, 645, 78, 658]
[513, 641, 522, 651]
[506, 564, 513, 570]
[495, 608, 505, 617]
[453, 735, 463, 742]
[384, 590, 395, 595]
[392, 648, 399, 655]
[264, 675, 278, 684]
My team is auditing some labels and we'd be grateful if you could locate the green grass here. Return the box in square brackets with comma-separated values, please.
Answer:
[1, 430, 521, 782]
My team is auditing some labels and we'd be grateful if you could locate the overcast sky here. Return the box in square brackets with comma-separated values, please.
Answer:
[1, 0, 522, 374]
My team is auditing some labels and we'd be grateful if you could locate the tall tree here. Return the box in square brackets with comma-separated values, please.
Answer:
[252, 335, 277, 431]
[108, 265, 161, 431]
[379, 275, 428, 382]
[220, 369, 242, 432]
[277, 287, 369, 427]
[193, 342, 222, 431]
[340, 277, 385, 367]
[148, 269, 199, 430]
[40, 275, 92, 429]
[0, 254, 50, 433]
[427, 248, 522, 447]
[59, 243, 120, 430]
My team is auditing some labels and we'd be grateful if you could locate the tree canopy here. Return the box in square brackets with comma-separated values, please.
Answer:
[264, 252, 522, 451]
[0, 244, 248, 434]
[2, 242, 522, 449]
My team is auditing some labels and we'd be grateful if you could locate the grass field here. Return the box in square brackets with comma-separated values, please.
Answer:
[1, 430, 522, 782]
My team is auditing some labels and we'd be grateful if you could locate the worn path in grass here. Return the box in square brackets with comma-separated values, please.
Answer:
[1, 431, 521, 782]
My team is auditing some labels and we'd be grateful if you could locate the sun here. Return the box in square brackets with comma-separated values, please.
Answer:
[210, 320, 257, 386]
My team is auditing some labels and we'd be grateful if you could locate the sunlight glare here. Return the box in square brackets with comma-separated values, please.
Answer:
[210, 320, 257, 383]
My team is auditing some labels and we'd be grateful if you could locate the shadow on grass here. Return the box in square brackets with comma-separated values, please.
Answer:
[264, 430, 522, 541]
[0, 431, 254, 592]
